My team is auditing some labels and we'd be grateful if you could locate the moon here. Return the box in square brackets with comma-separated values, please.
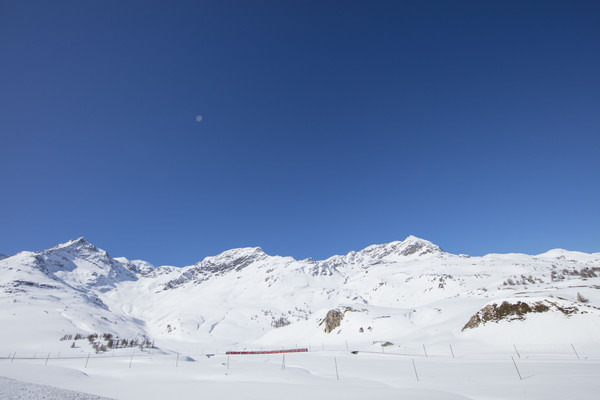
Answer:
[195, 115, 203, 122]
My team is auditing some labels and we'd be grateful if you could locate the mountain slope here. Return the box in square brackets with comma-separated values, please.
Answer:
[1, 236, 599, 351]
[0, 239, 148, 349]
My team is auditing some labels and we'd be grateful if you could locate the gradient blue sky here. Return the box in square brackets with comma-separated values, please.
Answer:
[1, 0, 599, 266]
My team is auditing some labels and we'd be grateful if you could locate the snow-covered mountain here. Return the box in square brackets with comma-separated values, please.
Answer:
[1, 236, 600, 350]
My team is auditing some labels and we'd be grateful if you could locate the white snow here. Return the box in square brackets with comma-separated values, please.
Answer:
[1, 344, 600, 399]
[0, 376, 113, 399]
[1, 236, 599, 398]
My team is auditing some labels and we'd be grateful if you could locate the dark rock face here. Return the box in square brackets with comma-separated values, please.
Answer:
[462, 300, 581, 330]
[320, 309, 344, 333]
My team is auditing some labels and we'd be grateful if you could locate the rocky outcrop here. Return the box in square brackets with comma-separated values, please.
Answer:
[320, 309, 344, 333]
[462, 299, 581, 330]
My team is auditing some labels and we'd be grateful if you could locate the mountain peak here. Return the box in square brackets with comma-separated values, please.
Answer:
[34, 238, 139, 290]
[197, 246, 268, 270]
[214, 246, 266, 258]
[54, 237, 94, 250]
[360, 236, 443, 258]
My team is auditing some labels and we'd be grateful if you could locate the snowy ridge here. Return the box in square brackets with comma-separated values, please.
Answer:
[36, 237, 138, 292]
[163, 246, 269, 289]
[358, 235, 444, 258]
[1, 236, 600, 350]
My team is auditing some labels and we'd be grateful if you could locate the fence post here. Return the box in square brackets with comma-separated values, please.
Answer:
[129, 349, 135, 368]
[176, 353, 179, 367]
[449, 344, 455, 359]
[513, 344, 520, 358]
[412, 358, 419, 381]
[11, 352, 16, 363]
[45, 353, 50, 366]
[423, 344, 428, 358]
[85, 353, 90, 368]
[511, 356, 522, 380]
[334, 357, 339, 380]
[281, 354, 285, 370]
[571, 344, 580, 360]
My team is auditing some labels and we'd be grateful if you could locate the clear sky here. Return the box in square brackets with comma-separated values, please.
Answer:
[1, 0, 599, 266]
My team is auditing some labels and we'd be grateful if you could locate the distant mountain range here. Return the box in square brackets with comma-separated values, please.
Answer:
[2, 236, 599, 349]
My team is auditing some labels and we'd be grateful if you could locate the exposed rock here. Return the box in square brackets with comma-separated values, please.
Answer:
[318, 307, 365, 333]
[320, 309, 344, 333]
[462, 300, 581, 330]
[271, 316, 290, 328]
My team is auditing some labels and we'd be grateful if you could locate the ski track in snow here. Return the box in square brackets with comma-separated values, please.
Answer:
[209, 311, 229, 335]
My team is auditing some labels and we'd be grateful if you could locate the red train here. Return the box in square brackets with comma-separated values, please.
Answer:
[226, 348, 308, 355]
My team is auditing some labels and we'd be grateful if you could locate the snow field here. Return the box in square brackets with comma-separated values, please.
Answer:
[1, 342, 600, 400]
[0, 376, 113, 400]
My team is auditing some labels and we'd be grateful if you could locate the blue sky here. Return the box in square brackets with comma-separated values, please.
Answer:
[1, 1, 599, 266]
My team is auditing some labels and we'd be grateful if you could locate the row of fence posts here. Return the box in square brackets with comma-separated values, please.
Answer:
[295, 342, 587, 382]
[271, 354, 546, 382]
[3, 342, 589, 381]
[0, 350, 463, 383]
[4, 342, 589, 359]
[6, 349, 139, 369]
[311, 342, 583, 360]
[4, 342, 587, 361]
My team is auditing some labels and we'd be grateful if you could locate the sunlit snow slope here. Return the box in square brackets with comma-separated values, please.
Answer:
[1, 236, 599, 349]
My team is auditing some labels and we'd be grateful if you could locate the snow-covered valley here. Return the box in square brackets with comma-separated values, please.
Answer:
[1, 236, 599, 399]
